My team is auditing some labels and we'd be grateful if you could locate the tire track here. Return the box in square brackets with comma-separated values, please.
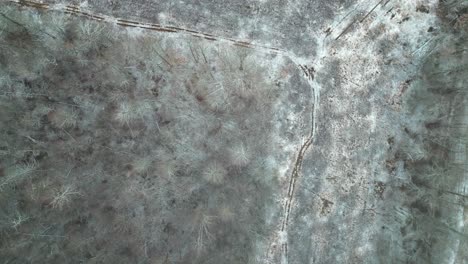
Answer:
[7, 0, 283, 55]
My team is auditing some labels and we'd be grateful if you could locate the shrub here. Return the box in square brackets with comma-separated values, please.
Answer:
[191, 206, 216, 255]
[0, 162, 36, 191]
[48, 106, 78, 129]
[228, 143, 251, 167]
[218, 204, 235, 222]
[202, 161, 227, 185]
[114, 100, 157, 128]
[49, 185, 80, 210]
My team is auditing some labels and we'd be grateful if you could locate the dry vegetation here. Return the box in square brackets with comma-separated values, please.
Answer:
[0, 6, 298, 263]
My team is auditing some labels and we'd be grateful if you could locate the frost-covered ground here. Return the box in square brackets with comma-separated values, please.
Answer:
[0, 0, 467, 263]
